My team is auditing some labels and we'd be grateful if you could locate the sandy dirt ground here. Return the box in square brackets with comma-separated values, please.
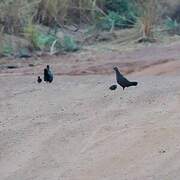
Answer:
[0, 41, 180, 180]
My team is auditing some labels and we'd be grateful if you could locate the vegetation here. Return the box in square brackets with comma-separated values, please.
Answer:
[165, 16, 180, 35]
[0, 0, 179, 57]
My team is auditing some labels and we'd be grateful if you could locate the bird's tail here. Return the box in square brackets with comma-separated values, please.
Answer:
[131, 82, 138, 86]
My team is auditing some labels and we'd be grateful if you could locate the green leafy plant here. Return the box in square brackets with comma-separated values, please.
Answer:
[164, 16, 180, 35]
[63, 35, 79, 52]
[97, 11, 136, 31]
[165, 16, 179, 30]
[2, 43, 13, 56]
[24, 22, 58, 50]
[104, 0, 137, 25]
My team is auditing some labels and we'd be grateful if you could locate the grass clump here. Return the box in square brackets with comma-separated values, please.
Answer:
[164, 16, 180, 35]
[24, 22, 79, 53]
[63, 35, 79, 52]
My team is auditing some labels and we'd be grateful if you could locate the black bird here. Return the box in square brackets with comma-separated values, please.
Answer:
[46, 65, 53, 83]
[44, 68, 48, 82]
[113, 67, 138, 90]
[44, 65, 53, 83]
[109, 84, 117, 90]
[37, 76, 42, 83]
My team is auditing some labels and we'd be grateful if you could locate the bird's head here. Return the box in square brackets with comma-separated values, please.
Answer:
[47, 65, 50, 70]
[113, 67, 118, 71]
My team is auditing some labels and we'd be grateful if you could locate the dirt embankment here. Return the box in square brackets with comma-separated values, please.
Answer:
[0, 40, 180, 76]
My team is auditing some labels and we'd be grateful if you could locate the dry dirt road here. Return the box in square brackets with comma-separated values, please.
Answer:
[0, 42, 180, 180]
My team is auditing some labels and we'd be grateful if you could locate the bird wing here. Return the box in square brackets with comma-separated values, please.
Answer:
[117, 73, 137, 87]
[47, 69, 52, 76]
[116, 71, 130, 85]
[44, 69, 48, 81]
[47, 69, 53, 82]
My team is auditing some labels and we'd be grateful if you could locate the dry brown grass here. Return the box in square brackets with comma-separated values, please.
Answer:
[34, 0, 104, 26]
[0, 0, 31, 34]
[135, 0, 158, 41]
[0, 0, 104, 34]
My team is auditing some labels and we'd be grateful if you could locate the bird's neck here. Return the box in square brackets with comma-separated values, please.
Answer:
[115, 69, 120, 76]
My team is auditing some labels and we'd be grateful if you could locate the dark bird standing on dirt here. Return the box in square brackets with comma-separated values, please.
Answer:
[113, 67, 138, 90]
[44, 65, 53, 83]
[44, 68, 48, 82]
[37, 76, 42, 83]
